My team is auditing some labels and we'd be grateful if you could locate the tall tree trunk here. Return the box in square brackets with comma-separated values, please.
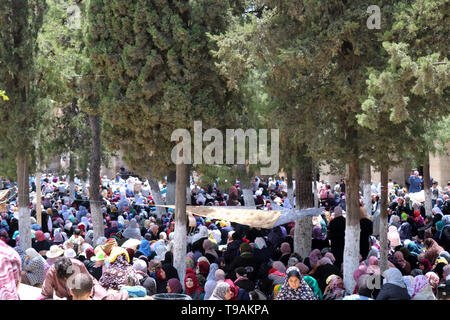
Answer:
[173, 163, 188, 289]
[423, 154, 432, 218]
[294, 156, 314, 259]
[88, 114, 103, 245]
[287, 172, 294, 205]
[379, 165, 389, 273]
[69, 152, 76, 202]
[343, 155, 361, 293]
[148, 176, 166, 218]
[36, 172, 42, 227]
[238, 164, 255, 207]
[17, 152, 31, 250]
[362, 163, 372, 217]
[186, 164, 192, 205]
[313, 165, 319, 208]
[166, 170, 176, 205]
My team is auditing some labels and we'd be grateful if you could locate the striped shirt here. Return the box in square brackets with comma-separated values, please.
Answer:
[0, 239, 22, 300]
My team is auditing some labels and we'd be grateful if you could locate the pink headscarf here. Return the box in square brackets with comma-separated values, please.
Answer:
[425, 272, 440, 289]
[272, 261, 287, 274]
[309, 249, 322, 268]
[387, 226, 401, 247]
[280, 242, 291, 256]
[295, 263, 310, 275]
[368, 256, 378, 266]
[412, 275, 430, 298]
[325, 252, 336, 263]
[394, 251, 407, 268]
[367, 264, 380, 275]
[353, 265, 367, 282]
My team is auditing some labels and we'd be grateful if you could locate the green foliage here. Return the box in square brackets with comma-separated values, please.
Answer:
[37, 0, 111, 176]
[83, 0, 243, 179]
[359, 0, 450, 168]
[0, 0, 47, 178]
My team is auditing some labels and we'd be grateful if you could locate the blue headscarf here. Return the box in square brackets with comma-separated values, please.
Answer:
[139, 239, 151, 257]
[406, 242, 422, 256]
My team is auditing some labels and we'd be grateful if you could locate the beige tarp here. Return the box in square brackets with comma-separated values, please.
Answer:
[0, 189, 9, 212]
[158, 205, 281, 229]
[409, 190, 425, 203]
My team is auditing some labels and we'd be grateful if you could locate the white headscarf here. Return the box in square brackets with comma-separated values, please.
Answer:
[383, 268, 406, 288]
[192, 225, 209, 244]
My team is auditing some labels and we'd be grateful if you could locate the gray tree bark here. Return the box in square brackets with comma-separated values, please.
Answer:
[166, 170, 176, 205]
[362, 163, 372, 216]
[379, 165, 389, 273]
[148, 176, 166, 218]
[88, 114, 104, 245]
[17, 152, 31, 250]
[173, 163, 188, 289]
[69, 152, 76, 202]
[343, 156, 361, 293]
[423, 155, 433, 218]
[293, 156, 314, 259]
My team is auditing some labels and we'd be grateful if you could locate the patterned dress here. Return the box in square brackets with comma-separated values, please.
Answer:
[23, 255, 47, 286]
[276, 277, 318, 300]
[99, 254, 139, 290]
[0, 240, 21, 299]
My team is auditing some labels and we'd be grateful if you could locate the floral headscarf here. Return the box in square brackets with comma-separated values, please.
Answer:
[276, 267, 317, 300]
[403, 276, 414, 297]
[99, 254, 139, 290]
[412, 275, 430, 298]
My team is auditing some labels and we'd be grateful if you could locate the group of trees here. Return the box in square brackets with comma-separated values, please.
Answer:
[0, 0, 448, 291]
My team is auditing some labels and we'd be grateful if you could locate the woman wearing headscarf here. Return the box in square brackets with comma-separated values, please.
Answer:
[425, 271, 440, 295]
[99, 247, 139, 290]
[419, 258, 432, 274]
[303, 274, 323, 300]
[312, 226, 329, 251]
[323, 275, 347, 300]
[276, 267, 317, 300]
[439, 215, 450, 252]
[209, 281, 232, 300]
[202, 239, 218, 264]
[328, 206, 346, 267]
[424, 238, 444, 265]
[307, 249, 322, 269]
[21, 248, 49, 287]
[122, 218, 142, 240]
[225, 242, 258, 281]
[185, 270, 205, 300]
[32, 230, 51, 253]
[403, 276, 414, 298]
[411, 275, 436, 300]
[191, 225, 209, 254]
[375, 268, 411, 300]
[279, 242, 291, 266]
[394, 251, 411, 275]
[268, 261, 287, 288]
[387, 225, 401, 248]
[405, 240, 422, 257]
[203, 263, 220, 300]
[155, 263, 179, 293]
[166, 278, 183, 294]
[360, 207, 373, 260]
[267, 226, 284, 250]
[105, 221, 119, 239]
[135, 239, 151, 258]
